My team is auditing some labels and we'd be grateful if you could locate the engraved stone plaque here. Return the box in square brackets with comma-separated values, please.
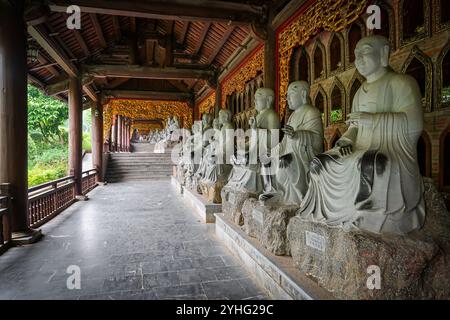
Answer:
[305, 230, 326, 252]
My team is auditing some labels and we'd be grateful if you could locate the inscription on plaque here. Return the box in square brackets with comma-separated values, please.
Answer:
[305, 231, 326, 252]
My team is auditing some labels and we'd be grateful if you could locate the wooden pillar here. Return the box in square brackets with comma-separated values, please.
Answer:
[0, 0, 40, 240]
[68, 77, 83, 196]
[111, 115, 117, 152]
[91, 101, 104, 182]
[117, 115, 122, 152]
[264, 25, 276, 90]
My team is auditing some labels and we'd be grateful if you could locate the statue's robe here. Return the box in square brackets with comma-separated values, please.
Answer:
[299, 71, 425, 235]
[273, 104, 323, 205]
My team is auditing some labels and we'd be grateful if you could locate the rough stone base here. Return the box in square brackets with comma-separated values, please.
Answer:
[181, 184, 220, 223]
[287, 217, 450, 299]
[199, 179, 226, 204]
[242, 198, 299, 256]
[221, 186, 257, 226]
[215, 213, 333, 300]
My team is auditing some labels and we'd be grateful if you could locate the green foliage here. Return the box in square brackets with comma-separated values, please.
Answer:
[28, 85, 68, 144]
[330, 109, 343, 123]
[28, 85, 69, 187]
[27, 85, 94, 187]
[83, 132, 92, 153]
[442, 86, 450, 104]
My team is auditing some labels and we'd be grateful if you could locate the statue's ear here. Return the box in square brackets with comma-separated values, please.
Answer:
[267, 95, 274, 106]
[380, 45, 390, 67]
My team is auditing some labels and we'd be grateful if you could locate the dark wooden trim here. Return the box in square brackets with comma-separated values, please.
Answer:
[28, 25, 78, 77]
[83, 64, 215, 80]
[90, 14, 107, 48]
[103, 89, 193, 101]
[206, 26, 235, 65]
[48, 0, 263, 25]
[193, 22, 211, 55]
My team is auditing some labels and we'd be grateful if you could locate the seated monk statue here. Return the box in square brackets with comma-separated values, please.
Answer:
[227, 88, 281, 194]
[298, 35, 425, 235]
[260, 81, 323, 205]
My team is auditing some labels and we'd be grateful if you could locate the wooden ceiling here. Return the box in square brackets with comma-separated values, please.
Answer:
[26, 0, 290, 105]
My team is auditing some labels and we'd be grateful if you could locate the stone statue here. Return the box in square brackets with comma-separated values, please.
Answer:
[199, 117, 232, 203]
[219, 109, 234, 131]
[260, 81, 324, 205]
[226, 88, 281, 193]
[201, 113, 213, 131]
[297, 35, 425, 235]
[184, 121, 202, 189]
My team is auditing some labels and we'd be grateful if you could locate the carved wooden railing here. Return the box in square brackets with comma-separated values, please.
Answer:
[28, 176, 76, 228]
[0, 183, 12, 255]
[28, 169, 98, 228]
[82, 169, 97, 195]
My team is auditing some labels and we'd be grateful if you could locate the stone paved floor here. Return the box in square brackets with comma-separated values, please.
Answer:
[0, 181, 269, 300]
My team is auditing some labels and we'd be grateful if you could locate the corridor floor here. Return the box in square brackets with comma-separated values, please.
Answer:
[0, 181, 269, 300]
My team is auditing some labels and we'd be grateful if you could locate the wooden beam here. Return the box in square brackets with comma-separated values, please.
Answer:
[103, 90, 193, 101]
[28, 25, 78, 77]
[48, 0, 264, 25]
[112, 16, 121, 42]
[168, 80, 190, 92]
[105, 77, 130, 89]
[193, 22, 210, 55]
[28, 74, 46, 88]
[130, 17, 136, 33]
[36, 53, 60, 78]
[83, 64, 215, 80]
[73, 30, 90, 57]
[206, 26, 235, 65]
[45, 75, 94, 96]
[180, 21, 189, 45]
[83, 84, 98, 102]
[90, 14, 107, 48]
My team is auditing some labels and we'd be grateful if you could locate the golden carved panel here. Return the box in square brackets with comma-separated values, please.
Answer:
[103, 99, 192, 142]
[221, 46, 264, 107]
[198, 92, 216, 116]
[278, 0, 368, 118]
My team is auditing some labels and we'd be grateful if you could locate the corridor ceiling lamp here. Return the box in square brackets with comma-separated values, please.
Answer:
[27, 43, 39, 64]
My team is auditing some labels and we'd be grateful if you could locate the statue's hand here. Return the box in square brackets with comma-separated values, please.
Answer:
[279, 153, 293, 168]
[346, 112, 371, 126]
[281, 125, 296, 138]
[336, 139, 353, 156]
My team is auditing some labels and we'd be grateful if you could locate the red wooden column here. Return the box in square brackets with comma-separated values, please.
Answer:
[117, 115, 122, 152]
[68, 77, 84, 197]
[0, 0, 41, 242]
[111, 115, 117, 152]
[91, 101, 104, 182]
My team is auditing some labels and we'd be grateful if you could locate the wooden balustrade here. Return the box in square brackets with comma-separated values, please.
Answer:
[28, 169, 98, 228]
[0, 184, 12, 255]
[82, 169, 97, 195]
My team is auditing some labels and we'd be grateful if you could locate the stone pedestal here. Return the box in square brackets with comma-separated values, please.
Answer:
[287, 217, 449, 299]
[242, 198, 298, 256]
[221, 186, 257, 226]
[199, 179, 226, 204]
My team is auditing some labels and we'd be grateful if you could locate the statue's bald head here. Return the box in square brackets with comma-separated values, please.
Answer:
[354, 35, 391, 80]
[288, 81, 310, 95]
[219, 109, 232, 123]
[287, 81, 311, 110]
[254, 88, 274, 111]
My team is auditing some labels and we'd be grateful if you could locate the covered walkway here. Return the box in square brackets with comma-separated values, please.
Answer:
[0, 181, 268, 300]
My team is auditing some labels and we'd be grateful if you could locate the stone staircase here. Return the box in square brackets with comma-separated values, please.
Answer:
[105, 144, 174, 182]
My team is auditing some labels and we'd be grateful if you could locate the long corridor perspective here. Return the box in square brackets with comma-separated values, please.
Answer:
[0, 181, 268, 300]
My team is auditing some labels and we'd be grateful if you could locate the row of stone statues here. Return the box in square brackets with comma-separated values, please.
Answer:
[174, 35, 449, 299]
[176, 35, 426, 237]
